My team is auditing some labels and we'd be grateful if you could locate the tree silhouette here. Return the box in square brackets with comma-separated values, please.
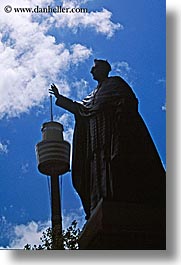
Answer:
[24, 220, 80, 250]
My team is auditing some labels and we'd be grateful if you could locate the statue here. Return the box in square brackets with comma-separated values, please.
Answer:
[49, 59, 166, 220]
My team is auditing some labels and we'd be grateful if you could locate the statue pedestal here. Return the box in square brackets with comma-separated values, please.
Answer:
[79, 199, 166, 250]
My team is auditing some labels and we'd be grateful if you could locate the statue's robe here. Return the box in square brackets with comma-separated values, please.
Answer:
[56, 76, 166, 219]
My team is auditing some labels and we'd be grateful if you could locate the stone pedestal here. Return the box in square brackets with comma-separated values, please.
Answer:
[79, 200, 166, 250]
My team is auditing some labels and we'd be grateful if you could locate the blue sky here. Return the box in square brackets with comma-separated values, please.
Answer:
[0, 0, 166, 248]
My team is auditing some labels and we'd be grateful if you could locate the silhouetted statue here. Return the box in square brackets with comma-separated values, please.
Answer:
[49, 59, 166, 219]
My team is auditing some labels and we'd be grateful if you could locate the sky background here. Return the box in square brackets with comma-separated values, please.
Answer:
[0, 0, 166, 249]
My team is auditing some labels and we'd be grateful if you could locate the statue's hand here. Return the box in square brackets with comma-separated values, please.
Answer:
[49, 83, 60, 98]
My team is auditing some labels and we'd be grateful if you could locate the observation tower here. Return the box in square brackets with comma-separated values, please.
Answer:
[36, 96, 70, 249]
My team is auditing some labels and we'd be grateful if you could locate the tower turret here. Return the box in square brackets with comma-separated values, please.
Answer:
[36, 121, 70, 176]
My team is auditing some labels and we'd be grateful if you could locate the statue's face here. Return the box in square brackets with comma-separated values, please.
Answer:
[90, 63, 108, 81]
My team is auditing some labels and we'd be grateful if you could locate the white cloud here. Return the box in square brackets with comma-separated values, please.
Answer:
[0, 0, 121, 119]
[155, 78, 166, 111]
[63, 127, 74, 144]
[62, 208, 86, 231]
[0, 0, 92, 119]
[162, 103, 166, 111]
[9, 220, 51, 249]
[71, 44, 92, 64]
[61, 0, 90, 5]
[72, 78, 89, 99]
[0, 208, 85, 249]
[21, 162, 29, 174]
[0, 217, 51, 249]
[55, 112, 74, 142]
[53, 6, 122, 38]
[112, 61, 131, 74]
[112, 60, 136, 87]
[0, 141, 9, 154]
[157, 78, 166, 84]
[0, 216, 13, 247]
[54, 113, 74, 164]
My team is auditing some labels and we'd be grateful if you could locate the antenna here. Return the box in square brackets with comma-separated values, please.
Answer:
[50, 95, 53, 121]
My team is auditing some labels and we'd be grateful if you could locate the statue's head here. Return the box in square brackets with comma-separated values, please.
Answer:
[90, 59, 111, 82]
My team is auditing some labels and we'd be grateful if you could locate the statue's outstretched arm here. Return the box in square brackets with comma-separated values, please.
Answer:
[49, 83, 83, 115]
[55, 94, 82, 114]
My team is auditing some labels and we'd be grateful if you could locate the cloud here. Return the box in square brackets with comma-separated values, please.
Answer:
[155, 78, 166, 111]
[156, 78, 166, 84]
[54, 113, 74, 165]
[21, 162, 29, 174]
[62, 207, 86, 230]
[0, 0, 121, 119]
[71, 44, 92, 64]
[112, 61, 131, 74]
[0, 141, 9, 154]
[0, 0, 92, 119]
[161, 103, 166, 111]
[0, 216, 14, 248]
[72, 78, 89, 99]
[0, 217, 51, 249]
[55, 113, 74, 142]
[9, 220, 51, 249]
[53, 6, 122, 38]
[112, 61, 136, 87]
[0, 208, 85, 249]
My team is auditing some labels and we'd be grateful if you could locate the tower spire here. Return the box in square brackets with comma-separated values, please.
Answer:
[50, 95, 53, 121]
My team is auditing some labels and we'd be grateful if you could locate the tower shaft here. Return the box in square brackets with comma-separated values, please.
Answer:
[51, 173, 63, 250]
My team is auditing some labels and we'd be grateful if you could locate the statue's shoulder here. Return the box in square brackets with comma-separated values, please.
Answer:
[106, 76, 128, 85]
[109, 76, 122, 80]
[105, 76, 136, 98]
